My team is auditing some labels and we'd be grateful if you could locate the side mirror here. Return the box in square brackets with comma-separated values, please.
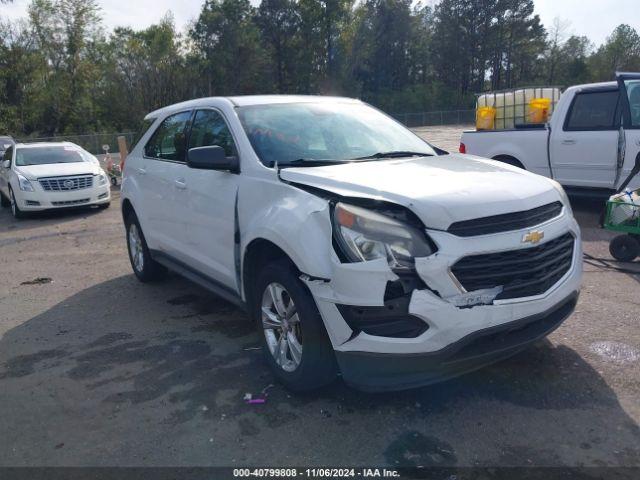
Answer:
[187, 145, 239, 173]
[2, 160, 10, 169]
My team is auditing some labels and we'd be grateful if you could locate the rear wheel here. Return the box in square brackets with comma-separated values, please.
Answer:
[254, 260, 337, 391]
[124, 212, 167, 282]
[9, 187, 25, 219]
[609, 234, 639, 262]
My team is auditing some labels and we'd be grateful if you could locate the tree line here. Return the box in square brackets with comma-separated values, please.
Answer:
[1, 0, 640, 137]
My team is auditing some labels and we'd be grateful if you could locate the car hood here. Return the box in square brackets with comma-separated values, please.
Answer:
[279, 154, 562, 230]
[15, 162, 101, 180]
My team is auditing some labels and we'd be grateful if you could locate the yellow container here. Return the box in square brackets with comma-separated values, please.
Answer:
[476, 107, 496, 130]
[528, 98, 551, 124]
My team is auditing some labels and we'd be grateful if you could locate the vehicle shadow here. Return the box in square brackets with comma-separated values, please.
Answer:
[0, 273, 638, 468]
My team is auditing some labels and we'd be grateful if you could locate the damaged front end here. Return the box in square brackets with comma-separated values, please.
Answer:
[295, 184, 580, 353]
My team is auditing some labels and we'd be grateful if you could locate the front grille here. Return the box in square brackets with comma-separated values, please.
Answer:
[451, 232, 575, 300]
[51, 198, 90, 206]
[39, 175, 94, 192]
[447, 202, 563, 237]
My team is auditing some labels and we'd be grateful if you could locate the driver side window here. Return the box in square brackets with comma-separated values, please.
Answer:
[188, 109, 236, 157]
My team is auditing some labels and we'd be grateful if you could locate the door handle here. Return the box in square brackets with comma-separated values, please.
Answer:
[561, 139, 576, 145]
[136, 167, 146, 175]
[174, 179, 187, 190]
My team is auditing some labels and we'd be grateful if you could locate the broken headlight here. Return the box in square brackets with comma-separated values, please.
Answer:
[332, 202, 434, 270]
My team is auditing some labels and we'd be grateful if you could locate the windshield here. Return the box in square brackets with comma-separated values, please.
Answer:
[237, 102, 436, 167]
[15, 146, 86, 166]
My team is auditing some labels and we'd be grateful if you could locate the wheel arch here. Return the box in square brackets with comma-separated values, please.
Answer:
[492, 154, 526, 169]
[242, 238, 302, 319]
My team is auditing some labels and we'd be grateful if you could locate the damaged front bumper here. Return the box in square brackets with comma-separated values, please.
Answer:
[335, 291, 578, 391]
[304, 211, 582, 391]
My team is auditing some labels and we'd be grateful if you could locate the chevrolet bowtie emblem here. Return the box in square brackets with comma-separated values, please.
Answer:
[523, 230, 544, 244]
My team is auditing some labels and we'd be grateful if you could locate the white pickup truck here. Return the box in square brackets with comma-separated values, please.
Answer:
[460, 73, 640, 194]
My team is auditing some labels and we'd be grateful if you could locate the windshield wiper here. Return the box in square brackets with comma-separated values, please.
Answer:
[277, 158, 353, 168]
[353, 151, 434, 160]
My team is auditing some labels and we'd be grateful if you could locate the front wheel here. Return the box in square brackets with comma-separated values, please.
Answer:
[254, 260, 337, 391]
[9, 187, 25, 219]
[0, 190, 10, 208]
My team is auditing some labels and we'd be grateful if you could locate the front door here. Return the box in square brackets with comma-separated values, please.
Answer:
[617, 73, 640, 191]
[180, 108, 240, 290]
[550, 88, 621, 188]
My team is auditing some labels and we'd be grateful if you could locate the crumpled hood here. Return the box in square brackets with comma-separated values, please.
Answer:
[280, 154, 562, 230]
[16, 162, 101, 181]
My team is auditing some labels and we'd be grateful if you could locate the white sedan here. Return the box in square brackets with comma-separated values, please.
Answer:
[0, 142, 111, 219]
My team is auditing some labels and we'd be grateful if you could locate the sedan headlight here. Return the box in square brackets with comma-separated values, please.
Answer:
[332, 202, 434, 269]
[97, 172, 108, 186]
[17, 173, 34, 192]
[550, 180, 573, 216]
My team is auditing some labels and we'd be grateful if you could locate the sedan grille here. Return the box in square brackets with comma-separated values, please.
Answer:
[451, 232, 575, 300]
[447, 202, 563, 237]
[39, 175, 94, 192]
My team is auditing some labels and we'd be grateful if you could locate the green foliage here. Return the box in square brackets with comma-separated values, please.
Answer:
[1, 0, 640, 137]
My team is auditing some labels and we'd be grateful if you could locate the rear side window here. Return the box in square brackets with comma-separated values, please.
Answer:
[131, 118, 156, 151]
[144, 111, 192, 161]
[565, 91, 619, 130]
[188, 109, 236, 156]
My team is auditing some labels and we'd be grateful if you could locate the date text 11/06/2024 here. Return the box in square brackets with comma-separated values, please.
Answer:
[233, 468, 401, 478]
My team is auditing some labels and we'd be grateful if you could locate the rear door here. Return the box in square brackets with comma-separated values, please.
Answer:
[550, 88, 621, 188]
[617, 73, 640, 190]
[140, 110, 192, 259]
[179, 108, 240, 290]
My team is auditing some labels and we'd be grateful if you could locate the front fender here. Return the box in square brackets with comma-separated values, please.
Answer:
[239, 178, 336, 280]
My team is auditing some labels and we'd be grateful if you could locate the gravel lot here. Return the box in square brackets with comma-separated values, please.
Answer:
[0, 127, 639, 470]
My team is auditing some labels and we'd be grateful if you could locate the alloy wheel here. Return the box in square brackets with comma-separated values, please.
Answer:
[128, 223, 144, 273]
[261, 282, 303, 372]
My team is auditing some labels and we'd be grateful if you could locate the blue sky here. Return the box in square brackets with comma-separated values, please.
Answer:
[1, 0, 638, 47]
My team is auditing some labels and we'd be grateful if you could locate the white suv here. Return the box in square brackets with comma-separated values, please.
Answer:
[121, 96, 582, 391]
[0, 142, 111, 218]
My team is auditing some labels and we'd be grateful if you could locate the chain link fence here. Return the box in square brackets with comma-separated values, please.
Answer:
[392, 109, 475, 128]
[15, 132, 136, 156]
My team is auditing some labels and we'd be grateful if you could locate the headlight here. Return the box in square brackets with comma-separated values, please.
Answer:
[550, 180, 573, 216]
[17, 173, 34, 192]
[97, 173, 108, 186]
[332, 202, 434, 269]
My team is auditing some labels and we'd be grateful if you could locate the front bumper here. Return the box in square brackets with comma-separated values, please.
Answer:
[14, 183, 111, 211]
[304, 207, 582, 389]
[335, 291, 578, 391]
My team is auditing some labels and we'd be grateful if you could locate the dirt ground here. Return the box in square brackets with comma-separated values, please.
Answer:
[0, 127, 639, 470]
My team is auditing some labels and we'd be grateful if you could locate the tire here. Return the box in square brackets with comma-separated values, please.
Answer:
[609, 234, 639, 262]
[98, 202, 111, 210]
[0, 190, 9, 208]
[9, 187, 25, 219]
[124, 211, 167, 282]
[254, 259, 337, 391]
